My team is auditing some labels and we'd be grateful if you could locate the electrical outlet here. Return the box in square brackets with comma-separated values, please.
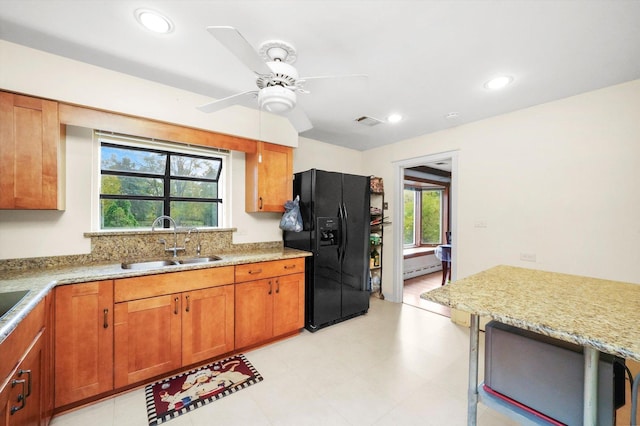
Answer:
[383, 202, 388, 210]
[520, 253, 537, 262]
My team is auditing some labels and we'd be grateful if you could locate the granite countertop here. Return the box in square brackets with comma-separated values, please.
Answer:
[421, 265, 640, 361]
[0, 248, 311, 344]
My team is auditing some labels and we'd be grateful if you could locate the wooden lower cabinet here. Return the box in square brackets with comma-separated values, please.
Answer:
[0, 300, 47, 426]
[235, 272, 305, 349]
[114, 294, 182, 388]
[54, 281, 113, 408]
[182, 286, 234, 366]
[114, 285, 234, 388]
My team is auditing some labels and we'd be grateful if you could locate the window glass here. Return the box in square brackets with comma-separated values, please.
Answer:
[420, 190, 442, 244]
[403, 189, 415, 245]
[101, 145, 166, 175]
[99, 138, 224, 229]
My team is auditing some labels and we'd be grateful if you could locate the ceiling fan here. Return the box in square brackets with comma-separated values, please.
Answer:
[197, 26, 366, 133]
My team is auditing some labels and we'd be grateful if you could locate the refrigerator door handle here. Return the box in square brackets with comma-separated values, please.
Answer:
[340, 202, 348, 263]
[336, 204, 343, 261]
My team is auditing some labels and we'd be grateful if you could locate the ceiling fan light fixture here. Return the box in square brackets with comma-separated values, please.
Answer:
[135, 9, 174, 34]
[258, 86, 296, 113]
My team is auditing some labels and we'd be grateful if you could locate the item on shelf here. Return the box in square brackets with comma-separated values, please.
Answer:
[370, 233, 381, 245]
[371, 248, 380, 267]
[370, 176, 384, 193]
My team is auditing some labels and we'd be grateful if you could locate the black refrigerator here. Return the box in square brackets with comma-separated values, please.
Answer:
[283, 169, 371, 331]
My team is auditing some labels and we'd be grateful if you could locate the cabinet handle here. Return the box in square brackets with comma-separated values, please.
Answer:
[103, 308, 109, 329]
[10, 379, 26, 414]
[268, 280, 272, 295]
[276, 279, 280, 294]
[185, 295, 190, 313]
[259, 197, 263, 210]
[284, 264, 296, 270]
[18, 370, 31, 397]
[174, 297, 179, 315]
[248, 269, 263, 275]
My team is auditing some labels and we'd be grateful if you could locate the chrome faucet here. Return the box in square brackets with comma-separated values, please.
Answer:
[151, 215, 185, 257]
[187, 227, 201, 256]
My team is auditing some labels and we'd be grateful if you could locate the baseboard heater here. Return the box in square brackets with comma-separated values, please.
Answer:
[484, 321, 625, 425]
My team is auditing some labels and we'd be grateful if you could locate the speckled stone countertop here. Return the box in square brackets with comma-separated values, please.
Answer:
[0, 248, 311, 345]
[421, 265, 640, 361]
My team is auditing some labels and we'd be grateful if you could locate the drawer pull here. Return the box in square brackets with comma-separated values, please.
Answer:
[10, 379, 26, 414]
[185, 295, 190, 313]
[18, 370, 32, 397]
[174, 297, 179, 315]
[248, 269, 263, 275]
[284, 264, 296, 270]
[103, 308, 109, 329]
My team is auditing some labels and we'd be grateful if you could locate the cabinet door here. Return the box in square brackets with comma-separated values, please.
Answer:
[114, 295, 181, 388]
[182, 286, 234, 366]
[0, 331, 44, 426]
[234, 280, 273, 349]
[245, 142, 292, 212]
[0, 92, 61, 210]
[54, 281, 114, 408]
[273, 273, 305, 337]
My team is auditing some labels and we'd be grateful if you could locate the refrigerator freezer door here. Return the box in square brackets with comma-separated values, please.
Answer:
[309, 170, 344, 329]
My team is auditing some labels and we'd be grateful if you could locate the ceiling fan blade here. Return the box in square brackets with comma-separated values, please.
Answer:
[197, 90, 258, 113]
[284, 107, 313, 133]
[297, 73, 368, 93]
[299, 73, 369, 82]
[206, 26, 272, 76]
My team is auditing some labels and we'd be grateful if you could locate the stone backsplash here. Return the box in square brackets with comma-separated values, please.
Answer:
[0, 228, 282, 272]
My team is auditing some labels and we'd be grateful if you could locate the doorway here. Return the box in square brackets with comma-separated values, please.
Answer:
[391, 151, 458, 312]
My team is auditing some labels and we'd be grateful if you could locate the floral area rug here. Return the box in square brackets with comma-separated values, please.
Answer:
[145, 354, 263, 425]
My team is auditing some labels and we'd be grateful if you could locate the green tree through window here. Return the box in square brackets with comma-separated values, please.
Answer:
[404, 186, 443, 247]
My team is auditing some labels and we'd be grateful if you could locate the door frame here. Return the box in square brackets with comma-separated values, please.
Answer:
[391, 151, 459, 303]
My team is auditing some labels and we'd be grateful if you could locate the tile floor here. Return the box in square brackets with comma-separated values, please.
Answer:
[50, 297, 520, 426]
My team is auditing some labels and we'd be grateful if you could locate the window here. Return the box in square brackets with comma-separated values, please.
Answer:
[403, 186, 445, 247]
[99, 134, 226, 229]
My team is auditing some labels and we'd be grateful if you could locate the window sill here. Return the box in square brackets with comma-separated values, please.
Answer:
[403, 247, 436, 259]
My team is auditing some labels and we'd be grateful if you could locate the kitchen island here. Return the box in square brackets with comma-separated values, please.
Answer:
[421, 265, 640, 425]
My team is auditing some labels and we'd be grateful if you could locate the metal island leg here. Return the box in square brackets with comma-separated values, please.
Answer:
[583, 347, 599, 426]
[468, 314, 480, 426]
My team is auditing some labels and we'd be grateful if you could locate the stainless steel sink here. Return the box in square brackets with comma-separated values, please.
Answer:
[0, 290, 30, 319]
[121, 259, 179, 269]
[178, 256, 222, 265]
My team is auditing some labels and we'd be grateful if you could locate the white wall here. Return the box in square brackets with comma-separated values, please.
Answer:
[363, 79, 640, 299]
[293, 137, 365, 175]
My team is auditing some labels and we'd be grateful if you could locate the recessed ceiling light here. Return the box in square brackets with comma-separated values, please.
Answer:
[135, 9, 174, 34]
[484, 75, 513, 90]
[387, 113, 403, 123]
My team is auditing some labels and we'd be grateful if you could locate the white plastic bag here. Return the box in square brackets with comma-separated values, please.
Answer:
[279, 195, 303, 232]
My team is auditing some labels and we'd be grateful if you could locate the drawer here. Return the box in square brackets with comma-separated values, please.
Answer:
[235, 258, 304, 283]
[114, 266, 234, 302]
[0, 299, 45, 382]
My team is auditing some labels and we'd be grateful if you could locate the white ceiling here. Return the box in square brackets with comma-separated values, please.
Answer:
[1, 1, 639, 151]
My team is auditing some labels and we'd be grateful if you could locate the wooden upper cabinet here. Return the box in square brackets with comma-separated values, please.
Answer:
[0, 91, 64, 210]
[245, 141, 293, 213]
